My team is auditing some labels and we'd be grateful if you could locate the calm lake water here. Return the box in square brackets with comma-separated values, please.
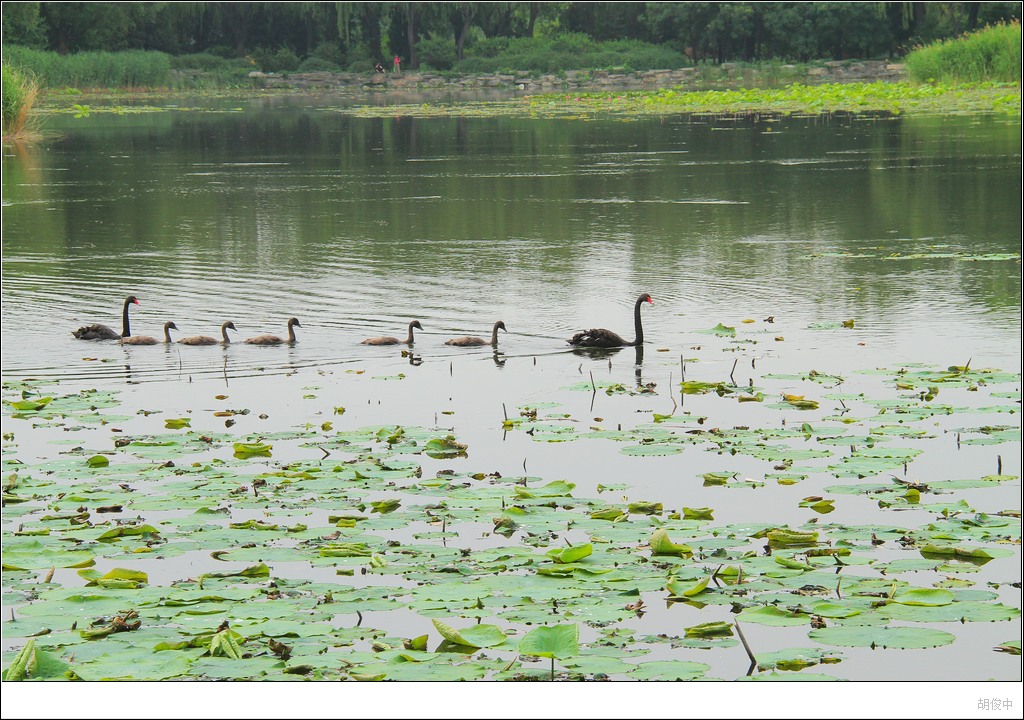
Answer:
[1, 95, 1020, 691]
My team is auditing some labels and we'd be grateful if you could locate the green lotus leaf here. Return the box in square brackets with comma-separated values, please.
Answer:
[348, 656, 491, 681]
[514, 480, 576, 498]
[431, 619, 507, 649]
[2, 540, 96, 570]
[627, 659, 710, 680]
[518, 623, 579, 659]
[370, 499, 401, 514]
[810, 625, 956, 649]
[766, 528, 819, 547]
[649, 528, 692, 558]
[920, 544, 1013, 560]
[590, 508, 627, 521]
[563, 653, 644, 677]
[200, 563, 270, 580]
[232, 442, 272, 458]
[628, 501, 663, 515]
[774, 555, 814, 571]
[621, 443, 683, 456]
[878, 601, 1021, 623]
[424, 436, 468, 458]
[546, 543, 592, 564]
[737, 605, 811, 626]
[2, 639, 80, 681]
[756, 646, 843, 672]
[683, 621, 733, 638]
[890, 588, 955, 606]
[96, 524, 161, 541]
[803, 600, 864, 618]
[9, 396, 54, 412]
[78, 567, 149, 588]
[666, 576, 710, 598]
[681, 380, 726, 394]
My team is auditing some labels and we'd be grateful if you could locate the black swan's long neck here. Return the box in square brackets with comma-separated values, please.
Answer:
[121, 298, 132, 338]
[222, 324, 232, 344]
[491, 323, 501, 346]
[406, 322, 417, 345]
[163, 323, 174, 343]
[631, 296, 645, 346]
[287, 321, 298, 343]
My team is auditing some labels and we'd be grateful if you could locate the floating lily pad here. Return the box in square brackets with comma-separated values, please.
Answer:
[809, 625, 956, 649]
[627, 659, 711, 680]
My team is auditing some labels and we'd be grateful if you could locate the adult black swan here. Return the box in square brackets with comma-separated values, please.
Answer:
[568, 293, 652, 348]
[73, 295, 140, 340]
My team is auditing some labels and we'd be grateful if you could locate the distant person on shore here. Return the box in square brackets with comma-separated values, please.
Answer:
[393, 55, 401, 73]
[374, 62, 385, 73]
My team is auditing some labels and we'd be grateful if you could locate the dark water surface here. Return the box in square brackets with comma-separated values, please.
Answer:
[2, 97, 1020, 689]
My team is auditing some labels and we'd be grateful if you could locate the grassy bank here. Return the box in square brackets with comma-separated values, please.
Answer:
[904, 21, 1022, 84]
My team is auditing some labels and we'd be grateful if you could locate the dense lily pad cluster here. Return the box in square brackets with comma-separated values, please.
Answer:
[1, 354, 1020, 681]
[343, 81, 1022, 120]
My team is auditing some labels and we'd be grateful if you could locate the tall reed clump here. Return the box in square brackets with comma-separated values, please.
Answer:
[2, 46, 172, 89]
[904, 21, 1022, 84]
[2, 62, 40, 141]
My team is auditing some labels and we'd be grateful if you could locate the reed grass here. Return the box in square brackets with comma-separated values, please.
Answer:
[904, 21, 1022, 84]
[2, 62, 40, 141]
[2, 47, 172, 89]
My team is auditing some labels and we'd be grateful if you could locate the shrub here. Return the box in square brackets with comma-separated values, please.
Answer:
[454, 34, 688, 75]
[308, 41, 345, 67]
[417, 37, 457, 71]
[296, 57, 341, 72]
[170, 53, 233, 71]
[253, 47, 301, 73]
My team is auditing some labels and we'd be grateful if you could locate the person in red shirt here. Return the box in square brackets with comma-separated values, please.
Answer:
[393, 55, 401, 73]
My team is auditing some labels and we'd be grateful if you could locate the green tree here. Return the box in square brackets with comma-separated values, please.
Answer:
[41, 1, 137, 53]
[2, 2, 48, 48]
[563, 1, 649, 41]
[759, 3, 816, 61]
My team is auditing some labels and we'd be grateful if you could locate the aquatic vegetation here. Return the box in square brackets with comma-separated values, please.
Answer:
[2, 342, 1020, 681]
[345, 81, 1020, 120]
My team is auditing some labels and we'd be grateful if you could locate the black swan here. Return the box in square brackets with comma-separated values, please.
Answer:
[73, 295, 139, 340]
[362, 320, 422, 346]
[121, 321, 177, 345]
[568, 293, 653, 348]
[244, 317, 300, 345]
[179, 321, 236, 346]
[446, 320, 506, 347]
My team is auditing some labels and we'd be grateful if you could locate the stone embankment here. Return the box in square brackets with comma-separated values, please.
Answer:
[245, 60, 905, 93]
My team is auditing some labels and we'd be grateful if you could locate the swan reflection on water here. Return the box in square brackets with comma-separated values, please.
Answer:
[570, 344, 648, 390]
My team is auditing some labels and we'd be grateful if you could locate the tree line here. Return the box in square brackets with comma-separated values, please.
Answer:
[2, 2, 1021, 72]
